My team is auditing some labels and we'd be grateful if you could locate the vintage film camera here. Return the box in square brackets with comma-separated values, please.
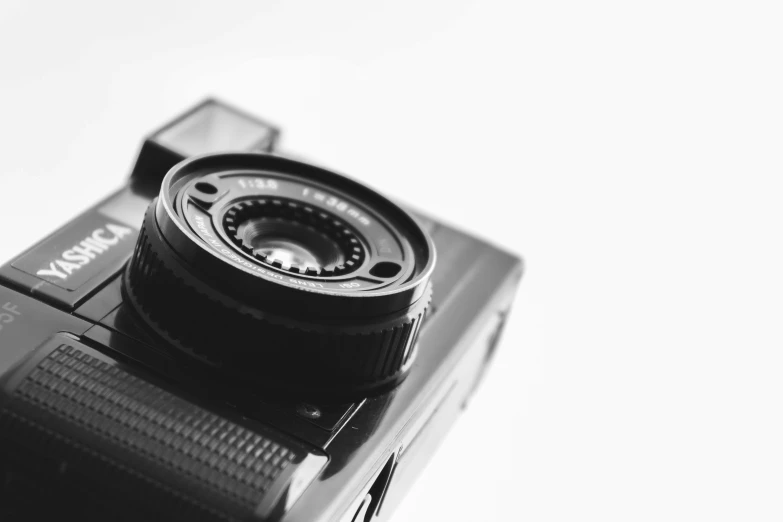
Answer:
[0, 100, 523, 521]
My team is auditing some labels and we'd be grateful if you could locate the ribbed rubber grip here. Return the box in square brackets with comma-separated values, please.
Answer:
[123, 209, 430, 395]
[0, 336, 326, 521]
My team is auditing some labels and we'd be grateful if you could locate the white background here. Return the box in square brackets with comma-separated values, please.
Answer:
[1, 1, 782, 520]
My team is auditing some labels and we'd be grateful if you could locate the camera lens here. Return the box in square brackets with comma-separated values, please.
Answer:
[123, 153, 435, 396]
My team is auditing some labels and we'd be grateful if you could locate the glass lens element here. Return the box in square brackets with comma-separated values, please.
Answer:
[237, 218, 345, 270]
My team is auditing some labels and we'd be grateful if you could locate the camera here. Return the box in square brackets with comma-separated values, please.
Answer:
[0, 100, 523, 521]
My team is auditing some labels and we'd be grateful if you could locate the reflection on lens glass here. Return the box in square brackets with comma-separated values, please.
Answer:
[255, 240, 321, 269]
[237, 218, 345, 270]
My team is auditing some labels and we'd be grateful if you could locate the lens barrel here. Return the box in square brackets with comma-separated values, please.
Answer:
[123, 153, 435, 396]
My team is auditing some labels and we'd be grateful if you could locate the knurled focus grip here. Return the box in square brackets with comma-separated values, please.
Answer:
[123, 205, 430, 395]
[0, 336, 326, 522]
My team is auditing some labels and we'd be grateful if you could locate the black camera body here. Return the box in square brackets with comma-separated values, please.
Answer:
[0, 101, 523, 521]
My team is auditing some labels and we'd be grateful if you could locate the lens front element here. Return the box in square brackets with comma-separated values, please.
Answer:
[223, 196, 367, 278]
[237, 217, 345, 272]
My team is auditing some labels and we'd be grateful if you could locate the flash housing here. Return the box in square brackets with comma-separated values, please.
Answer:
[130, 100, 280, 187]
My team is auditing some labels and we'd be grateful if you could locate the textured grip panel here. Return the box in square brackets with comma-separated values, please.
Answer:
[124, 214, 429, 394]
[0, 338, 325, 521]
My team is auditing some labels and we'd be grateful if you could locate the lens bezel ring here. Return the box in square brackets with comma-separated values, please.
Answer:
[178, 169, 415, 294]
[155, 153, 435, 319]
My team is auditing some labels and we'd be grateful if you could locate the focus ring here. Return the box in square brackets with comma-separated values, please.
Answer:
[124, 205, 430, 395]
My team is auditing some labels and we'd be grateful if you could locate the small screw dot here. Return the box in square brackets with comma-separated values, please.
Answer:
[297, 403, 322, 419]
